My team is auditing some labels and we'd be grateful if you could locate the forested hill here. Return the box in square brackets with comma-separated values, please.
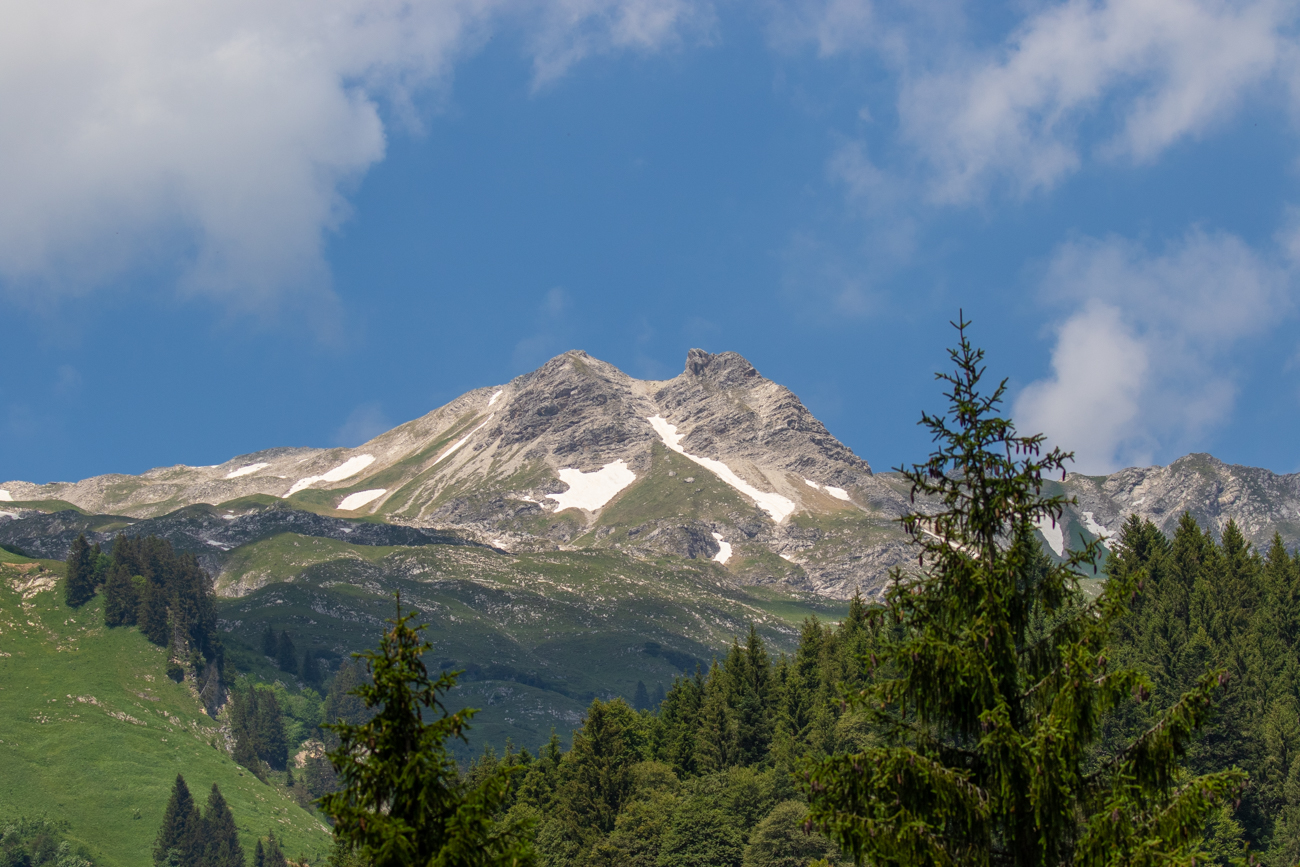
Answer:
[482, 515, 1300, 867]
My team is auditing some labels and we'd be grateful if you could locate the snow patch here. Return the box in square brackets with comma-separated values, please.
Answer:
[488, 389, 503, 407]
[225, 462, 269, 479]
[287, 454, 376, 496]
[1080, 511, 1110, 546]
[433, 415, 494, 466]
[1033, 515, 1065, 557]
[803, 477, 852, 502]
[547, 461, 636, 512]
[647, 416, 796, 522]
[712, 532, 732, 564]
[0, 490, 11, 502]
[338, 489, 387, 511]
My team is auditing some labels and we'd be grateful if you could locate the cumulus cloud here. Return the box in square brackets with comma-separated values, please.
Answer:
[0, 0, 708, 313]
[900, 0, 1297, 202]
[1013, 230, 1288, 473]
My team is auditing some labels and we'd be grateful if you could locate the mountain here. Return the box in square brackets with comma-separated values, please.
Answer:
[5, 349, 1300, 601]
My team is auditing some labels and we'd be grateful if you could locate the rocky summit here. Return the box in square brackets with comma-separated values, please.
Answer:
[4, 349, 1300, 598]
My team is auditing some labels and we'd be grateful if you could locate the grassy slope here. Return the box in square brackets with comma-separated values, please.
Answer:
[216, 534, 846, 758]
[0, 556, 330, 867]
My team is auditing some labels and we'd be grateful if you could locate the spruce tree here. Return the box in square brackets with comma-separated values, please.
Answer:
[138, 579, 171, 645]
[803, 318, 1246, 867]
[155, 774, 202, 867]
[64, 534, 96, 607]
[201, 783, 245, 867]
[633, 680, 651, 712]
[103, 563, 140, 626]
[277, 631, 297, 674]
[261, 624, 278, 658]
[255, 688, 289, 770]
[320, 594, 535, 867]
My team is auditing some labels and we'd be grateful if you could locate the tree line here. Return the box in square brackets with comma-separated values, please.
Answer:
[65, 534, 223, 708]
[153, 776, 292, 867]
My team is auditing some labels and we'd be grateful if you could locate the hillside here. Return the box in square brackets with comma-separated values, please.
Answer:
[0, 551, 330, 867]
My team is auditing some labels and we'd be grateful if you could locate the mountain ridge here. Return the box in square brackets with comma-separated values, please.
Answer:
[4, 349, 1300, 596]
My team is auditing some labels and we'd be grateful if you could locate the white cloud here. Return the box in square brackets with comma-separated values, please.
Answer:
[1014, 229, 1288, 473]
[527, 0, 715, 86]
[899, 0, 1297, 202]
[0, 0, 708, 312]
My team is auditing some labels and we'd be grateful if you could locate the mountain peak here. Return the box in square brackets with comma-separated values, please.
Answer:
[684, 348, 760, 385]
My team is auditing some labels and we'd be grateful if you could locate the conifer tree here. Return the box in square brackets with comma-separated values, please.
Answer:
[634, 680, 651, 712]
[64, 534, 96, 607]
[103, 563, 140, 626]
[320, 595, 535, 867]
[256, 688, 289, 770]
[201, 784, 245, 867]
[155, 774, 202, 867]
[261, 625, 278, 659]
[138, 578, 171, 646]
[277, 631, 297, 674]
[803, 318, 1246, 867]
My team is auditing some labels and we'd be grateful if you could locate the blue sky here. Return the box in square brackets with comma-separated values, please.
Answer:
[3, 0, 1300, 486]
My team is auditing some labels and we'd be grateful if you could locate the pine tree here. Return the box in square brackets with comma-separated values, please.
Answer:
[320, 594, 535, 867]
[155, 774, 202, 866]
[64, 534, 96, 607]
[253, 839, 265, 867]
[261, 624, 278, 659]
[201, 783, 245, 867]
[803, 318, 1246, 867]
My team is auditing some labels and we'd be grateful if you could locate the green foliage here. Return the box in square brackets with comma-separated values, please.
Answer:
[802, 319, 1245, 867]
[200, 785, 244, 867]
[103, 535, 222, 683]
[64, 536, 96, 608]
[742, 801, 837, 867]
[320, 596, 535, 867]
[153, 776, 202, 867]
[0, 817, 96, 867]
[1105, 516, 1300, 863]
[0, 578, 327, 867]
[229, 685, 290, 775]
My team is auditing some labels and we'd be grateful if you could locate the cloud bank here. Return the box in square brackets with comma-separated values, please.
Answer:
[1013, 230, 1288, 474]
[0, 0, 708, 312]
[902, 0, 1298, 202]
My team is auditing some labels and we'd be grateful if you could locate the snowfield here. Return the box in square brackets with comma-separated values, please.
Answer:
[432, 415, 494, 466]
[337, 489, 387, 511]
[488, 390, 503, 407]
[1033, 515, 1065, 557]
[1080, 511, 1110, 546]
[802, 478, 851, 502]
[547, 461, 637, 512]
[712, 532, 732, 564]
[0, 490, 11, 502]
[648, 416, 796, 522]
[224, 462, 269, 479]
[287, 454, 376, 496]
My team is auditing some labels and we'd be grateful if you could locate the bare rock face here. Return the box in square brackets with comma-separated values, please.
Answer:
[7, 348, 1299, 599]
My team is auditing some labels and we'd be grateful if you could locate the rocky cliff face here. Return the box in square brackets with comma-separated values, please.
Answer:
[5, 349, 1300, 598]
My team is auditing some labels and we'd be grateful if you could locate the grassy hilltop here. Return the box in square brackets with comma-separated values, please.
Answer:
[0, 549, 330, 867]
